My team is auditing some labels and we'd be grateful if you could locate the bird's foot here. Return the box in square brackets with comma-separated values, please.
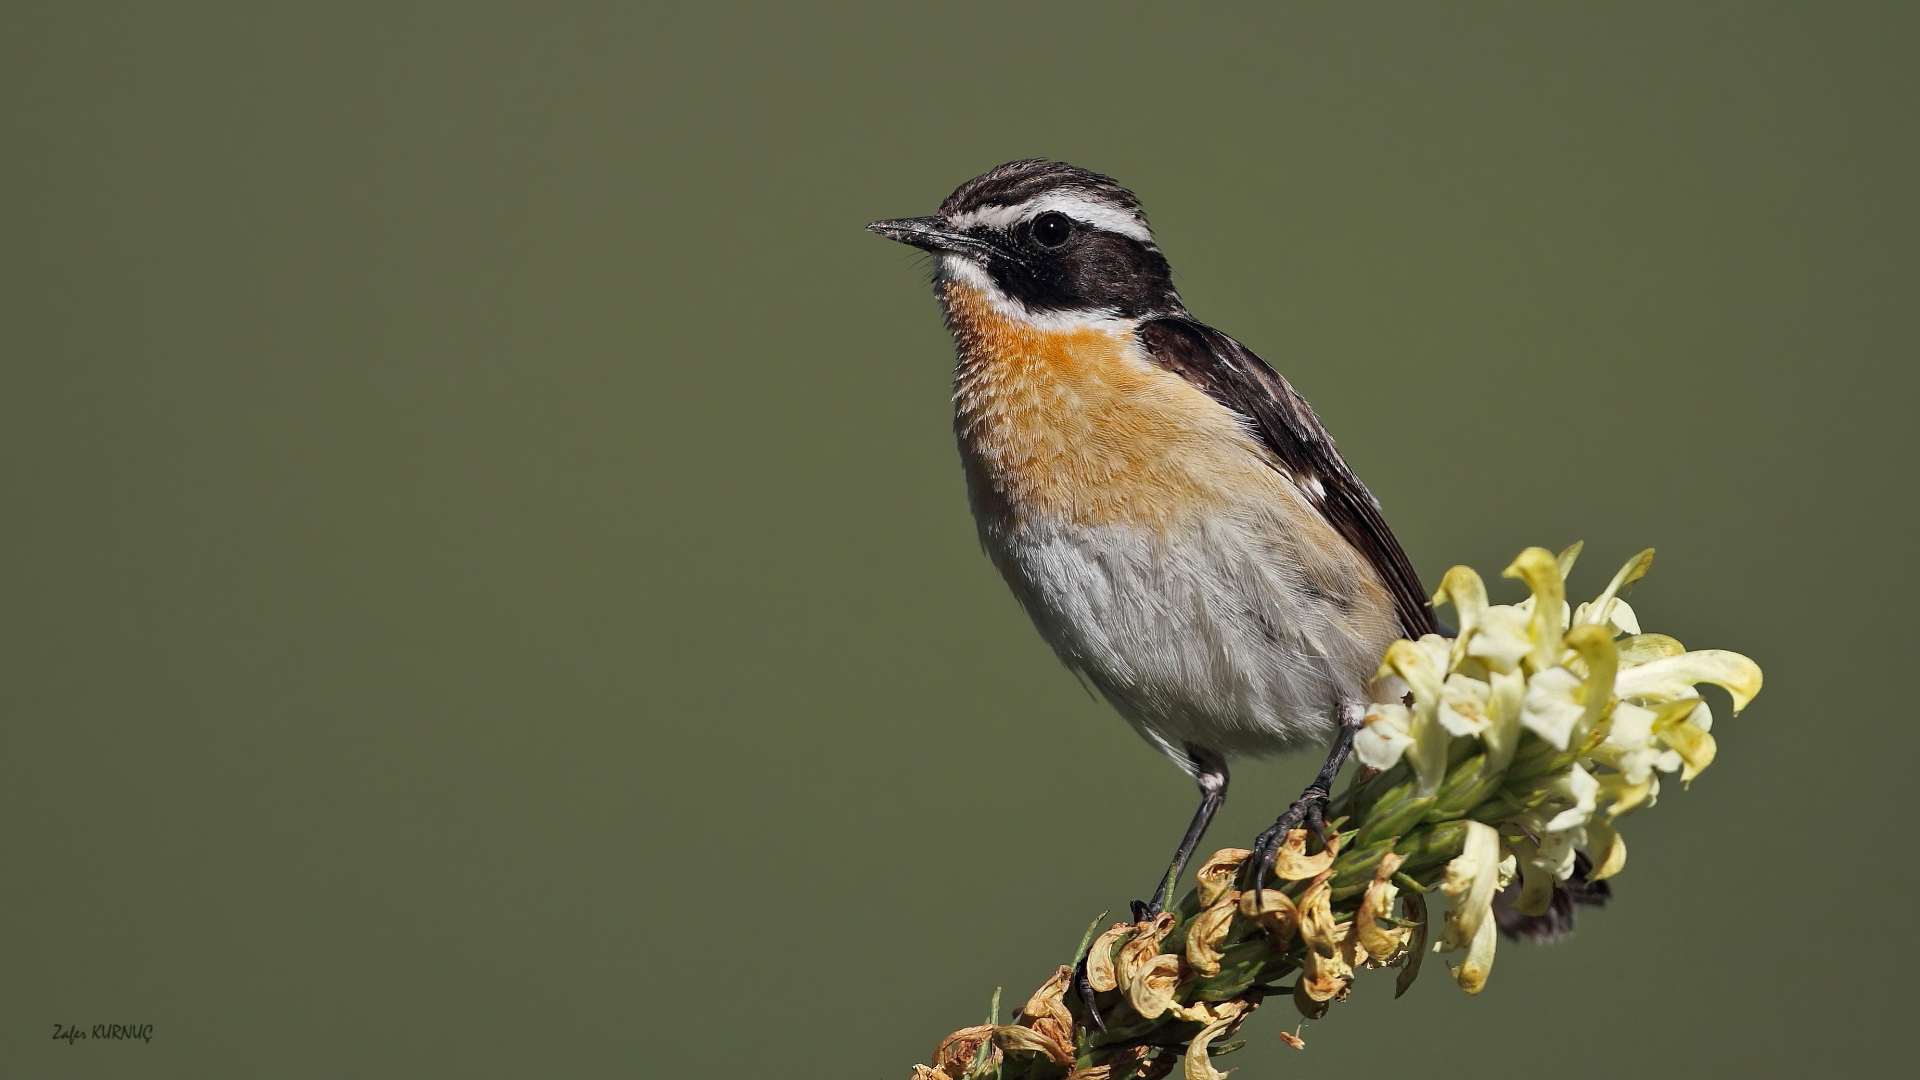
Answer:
[1071, 896, 1168, 1034]
[1244, 783, 1332, 898]
[1070, 953, 1106, 1033]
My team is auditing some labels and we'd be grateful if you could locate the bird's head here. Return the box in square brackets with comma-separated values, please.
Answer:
[869, 159, 1184, 324]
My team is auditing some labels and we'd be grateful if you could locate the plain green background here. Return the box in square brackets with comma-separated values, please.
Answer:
[5, 3, 1915, 1076]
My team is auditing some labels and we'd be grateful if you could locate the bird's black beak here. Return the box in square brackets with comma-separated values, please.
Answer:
[866, 216, 987, 256]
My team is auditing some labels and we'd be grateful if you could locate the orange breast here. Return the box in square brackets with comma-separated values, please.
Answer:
[943, 282, 1287, 531]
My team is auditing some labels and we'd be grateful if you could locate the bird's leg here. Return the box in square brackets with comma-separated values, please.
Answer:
[1074, 745, 1228, 1033]
[1246, 702, 1365, 897]
[1144, 747, 1230, 917]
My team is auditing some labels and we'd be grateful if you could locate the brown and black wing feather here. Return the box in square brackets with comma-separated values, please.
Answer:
[1137, 317, 1438, 639]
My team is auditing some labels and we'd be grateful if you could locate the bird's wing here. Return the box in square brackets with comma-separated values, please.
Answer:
[1136, 317, 1438, 638]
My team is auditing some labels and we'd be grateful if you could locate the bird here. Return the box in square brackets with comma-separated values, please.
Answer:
[866, 160, 1597, 943]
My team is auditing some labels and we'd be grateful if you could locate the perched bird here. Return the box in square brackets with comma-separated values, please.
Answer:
[867, 160, 1598, 939]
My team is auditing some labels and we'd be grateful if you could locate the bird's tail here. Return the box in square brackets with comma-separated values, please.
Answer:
[1491, 849, 1611, 943]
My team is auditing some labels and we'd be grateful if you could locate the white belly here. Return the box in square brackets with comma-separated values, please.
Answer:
[978, 503, 1386, 769]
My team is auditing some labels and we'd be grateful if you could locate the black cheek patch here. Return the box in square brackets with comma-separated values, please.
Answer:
[989, 234, 1180, 318]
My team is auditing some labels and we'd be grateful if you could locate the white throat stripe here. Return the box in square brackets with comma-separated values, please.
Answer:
[935, 256, 1138, 334]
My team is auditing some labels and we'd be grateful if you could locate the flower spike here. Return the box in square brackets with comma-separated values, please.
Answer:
[910, 545, 1762, 1080]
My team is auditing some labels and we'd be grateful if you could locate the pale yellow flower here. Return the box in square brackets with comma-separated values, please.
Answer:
[1595, 701, 1682, 785]
[1353, 701, 1414, 771]
[1574, 596, 1639, 636]
[1519, 666, 1587, 750]
[1466, 604, 1536, 675]
[1572, 548, 1653, 636]
[1373, 639, 1451, 794]
[1433, 821, 1504, 994]
[1436, 673, 1494, 738]
[1503, 547, 1567, 673]
[1615, 650, 1762, 713]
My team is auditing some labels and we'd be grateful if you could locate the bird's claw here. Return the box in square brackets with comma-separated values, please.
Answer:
[1244, 784, 1332, 898]
[1073, 898, 1160, 1034]
[1071, 954, 1106, 1032]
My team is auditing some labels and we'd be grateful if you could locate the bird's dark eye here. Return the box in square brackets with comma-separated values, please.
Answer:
[1031, 211, 1073, 248]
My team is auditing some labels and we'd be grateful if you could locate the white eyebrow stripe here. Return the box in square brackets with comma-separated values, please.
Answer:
[949, 193, 1155, 244]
